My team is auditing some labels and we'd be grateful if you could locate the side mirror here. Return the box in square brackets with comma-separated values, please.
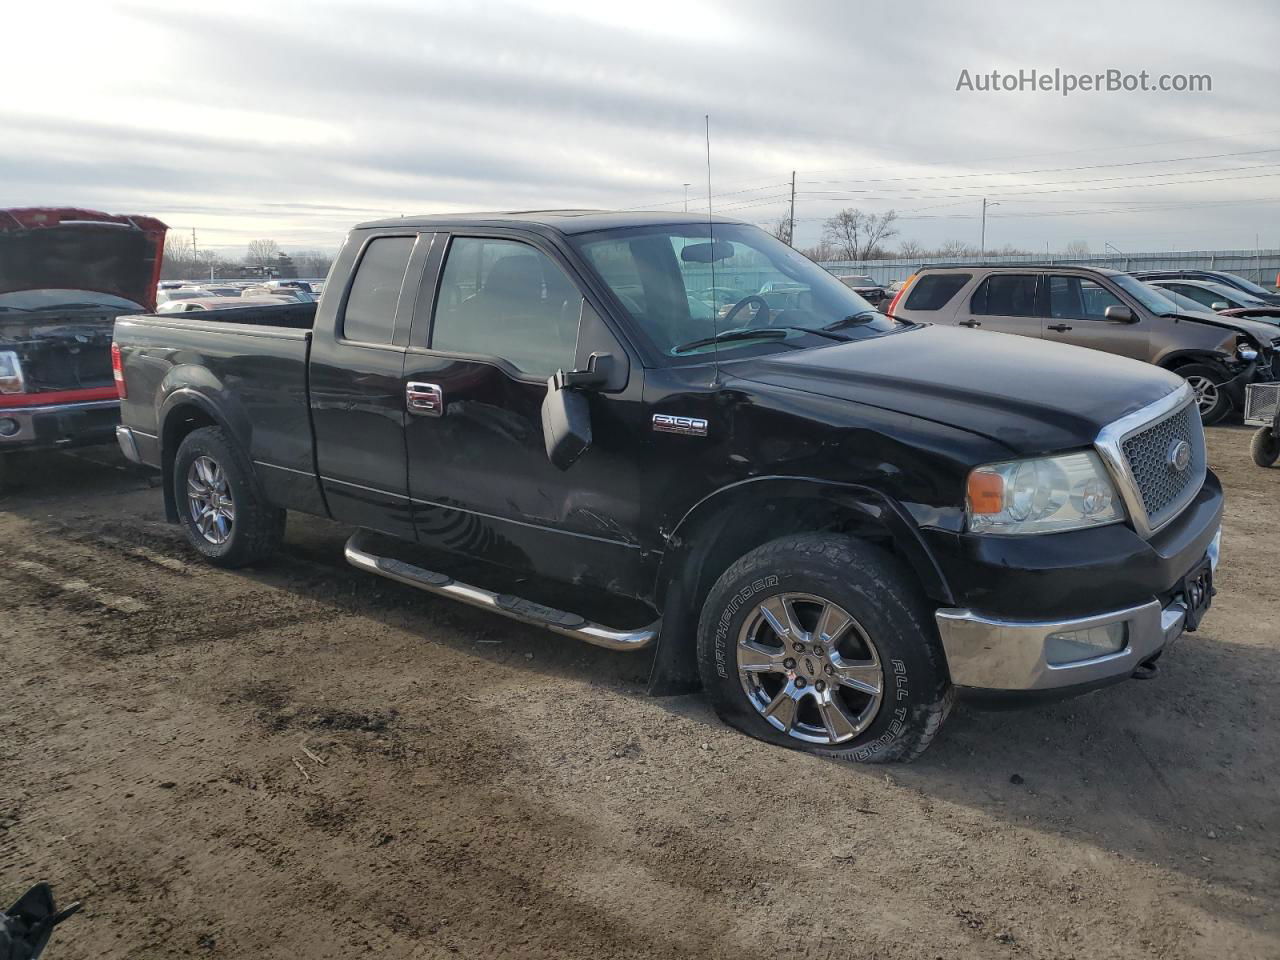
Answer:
[1103, 305, 1136, 324]
[541, 376, 592, 470]
[1211, 301, 1230, 312]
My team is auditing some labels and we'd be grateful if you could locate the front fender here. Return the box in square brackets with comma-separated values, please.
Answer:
[657, 475, 956, 606]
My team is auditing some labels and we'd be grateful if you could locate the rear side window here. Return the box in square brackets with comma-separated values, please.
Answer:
[342, 236, 414, 344]
[971, 274, 1038, 316]
[903, 273, 970, 311]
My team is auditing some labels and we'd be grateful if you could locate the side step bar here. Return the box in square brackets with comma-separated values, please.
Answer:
[343, 530, 659, 652]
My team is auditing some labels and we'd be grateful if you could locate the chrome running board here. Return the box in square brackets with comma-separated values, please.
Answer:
[343, 530, 659, 651]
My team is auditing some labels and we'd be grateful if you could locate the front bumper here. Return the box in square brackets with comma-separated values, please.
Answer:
[0, 399, 120, 452]
[935, 529, 1219, 692]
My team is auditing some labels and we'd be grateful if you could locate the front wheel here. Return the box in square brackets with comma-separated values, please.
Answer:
[1178, 362, 1232, 425]
[173, 426, 284, 567]
[1252, 426, 1280, 467]
[696, 534, 953, 763]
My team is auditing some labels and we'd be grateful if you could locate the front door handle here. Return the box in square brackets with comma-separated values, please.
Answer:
[958, 319, 981, 328]
[406, 381, 444, 417]
[1047, 323, 1073, 332]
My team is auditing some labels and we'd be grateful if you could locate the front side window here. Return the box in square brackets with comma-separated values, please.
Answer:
[431, 237, 582, 379]
[571, 223, 898, 360]
[343, 236, 414, 344]
[1048, 276, 1123, 320]
[971, 274, 1038, 317]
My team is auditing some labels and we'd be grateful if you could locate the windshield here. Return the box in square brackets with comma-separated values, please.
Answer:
[1111, 274, 1184, 315]
[0, 288, 144, 312]
[571, 223, 897, 360]
[1218, 273, 1275, 297]
[1200, 281, 1265, 306]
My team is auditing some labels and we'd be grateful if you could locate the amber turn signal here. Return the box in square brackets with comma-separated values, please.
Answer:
[967, 470, 1004, 515]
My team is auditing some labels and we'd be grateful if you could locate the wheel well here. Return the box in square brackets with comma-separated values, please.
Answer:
[160, 404, 219, 522]
[669, 495, 913, 616]
[1160, 353, 1226, 373]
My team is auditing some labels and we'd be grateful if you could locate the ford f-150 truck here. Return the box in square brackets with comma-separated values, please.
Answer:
[0, 207, 166, 484]
[113, 211, 1222, 762]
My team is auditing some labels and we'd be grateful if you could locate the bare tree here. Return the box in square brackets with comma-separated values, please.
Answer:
[245, 239, 281, 268]
[291, 249, 334, 278]
[1062, 240, 1091, 258]
[821, 209, 898, 261]
[937, 239, 980, 259]
[798, 240, 838, 262]
[895, 239, 925, 260]
[768, 216, 794, 247]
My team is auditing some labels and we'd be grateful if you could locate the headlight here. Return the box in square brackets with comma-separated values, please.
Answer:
[0, 351, 24, 394]
[966, 450, 1123, 535]
[1236, 338, 1259, 361]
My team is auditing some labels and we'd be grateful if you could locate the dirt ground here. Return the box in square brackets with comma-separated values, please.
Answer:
[0, 426, 1276, 960]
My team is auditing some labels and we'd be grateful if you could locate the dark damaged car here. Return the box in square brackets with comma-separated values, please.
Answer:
[0, 208, 166, 482]
[114, 212, 1222, 762]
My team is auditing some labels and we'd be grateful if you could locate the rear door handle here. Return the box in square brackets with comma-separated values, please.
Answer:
[958, 319, 981, 328]
[1047, 323, 1073, 332]
[406, 381, 444, 417]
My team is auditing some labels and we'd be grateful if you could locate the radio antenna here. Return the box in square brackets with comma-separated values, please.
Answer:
[705, 114, 719, 382]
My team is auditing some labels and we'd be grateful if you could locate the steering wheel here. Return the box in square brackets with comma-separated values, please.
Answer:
[721, 295, 771, 328]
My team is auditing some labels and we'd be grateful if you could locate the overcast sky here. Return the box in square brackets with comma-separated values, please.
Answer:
[5, 0, 1279, 258]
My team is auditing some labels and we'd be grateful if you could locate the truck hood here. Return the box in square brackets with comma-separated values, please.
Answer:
[730, 324, 1186, 456]
[0, 208, 167, 312]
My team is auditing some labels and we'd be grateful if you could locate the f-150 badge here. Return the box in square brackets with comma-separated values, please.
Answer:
[652, 414, 708, 437]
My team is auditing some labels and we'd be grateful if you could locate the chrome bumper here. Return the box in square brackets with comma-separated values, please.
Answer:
[936, 529, 1220, 692]
[0, 399, 119, 446]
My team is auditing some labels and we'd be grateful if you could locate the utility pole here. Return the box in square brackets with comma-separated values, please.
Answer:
[191, 227, 198, 280]
[980, 198, 999, 260]
[788, 170, 796, 247]
[683, 183, 690, 212]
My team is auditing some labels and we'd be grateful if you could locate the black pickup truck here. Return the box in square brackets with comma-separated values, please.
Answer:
[114, 211, 1222, 762]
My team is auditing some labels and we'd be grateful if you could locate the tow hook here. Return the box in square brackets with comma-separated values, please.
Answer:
[1132, 656, 1160, 681]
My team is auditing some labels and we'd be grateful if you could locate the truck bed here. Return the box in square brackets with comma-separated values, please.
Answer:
[113, 307, 317, 509]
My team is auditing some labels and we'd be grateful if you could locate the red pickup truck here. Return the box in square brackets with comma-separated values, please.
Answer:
[0, 208, 166, 484]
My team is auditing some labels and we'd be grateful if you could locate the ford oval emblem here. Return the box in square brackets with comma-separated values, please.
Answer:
[1167, 439, 1192, 473]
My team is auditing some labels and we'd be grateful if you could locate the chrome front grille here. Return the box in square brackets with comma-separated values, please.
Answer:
[1094, 385, 1205, 539]
[1120, 402, 1204, 530]
[1244, 382, 1280, 426]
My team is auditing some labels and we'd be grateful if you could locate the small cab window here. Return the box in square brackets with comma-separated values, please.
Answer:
[431, 237, 581, 379]
[971, 274, 1038, 317]
[904, 274, 970, 311]
[1167, 284, 1223, 309]
[1048, 276, 1124, 320]
[342, 236, 415, 344]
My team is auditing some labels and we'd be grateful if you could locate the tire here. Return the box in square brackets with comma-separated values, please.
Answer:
[697, 534, 953, 763]
[1252, 426, 1280, 467]
[173, 426, 284, 567]
[1177, 362, 1232, 425]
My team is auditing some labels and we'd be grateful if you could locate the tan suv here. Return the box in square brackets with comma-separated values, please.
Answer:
[888, 265, 1280, 424]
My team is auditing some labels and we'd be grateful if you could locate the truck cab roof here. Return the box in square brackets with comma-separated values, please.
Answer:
[355, 210, 746, 236]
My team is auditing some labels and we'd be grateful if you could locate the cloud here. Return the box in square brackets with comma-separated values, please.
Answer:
[2, 0, 1277, 256]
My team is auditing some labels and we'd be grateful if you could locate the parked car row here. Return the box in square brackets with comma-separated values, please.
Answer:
[886, 264, 1279, 424]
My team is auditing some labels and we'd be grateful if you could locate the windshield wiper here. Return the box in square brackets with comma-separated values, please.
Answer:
[672, 325, 852, 354]
[823, 310, 884, 332]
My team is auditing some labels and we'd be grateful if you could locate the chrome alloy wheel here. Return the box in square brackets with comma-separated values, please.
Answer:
[186, 455, 235, 545]
[1186, 374, 1220, 415]
[736, 592, 884, 745]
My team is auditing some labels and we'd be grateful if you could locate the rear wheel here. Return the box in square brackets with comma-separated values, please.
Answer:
[173, 426, 284, 567]
[1252, 426, 1280, 467]
[1178, 362, 1232, 425]
[696, 534, 953, 763]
